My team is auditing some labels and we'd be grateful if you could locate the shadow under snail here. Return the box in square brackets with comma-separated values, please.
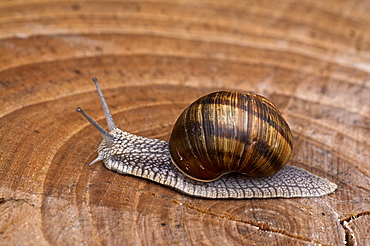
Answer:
[77, 78, 337, 199]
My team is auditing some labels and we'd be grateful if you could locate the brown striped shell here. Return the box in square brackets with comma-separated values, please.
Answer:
[169, 91, 293, 182]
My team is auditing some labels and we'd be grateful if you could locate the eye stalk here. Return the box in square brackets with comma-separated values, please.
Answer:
[76, 107, 114, 147]
[91, 78, 117, 131]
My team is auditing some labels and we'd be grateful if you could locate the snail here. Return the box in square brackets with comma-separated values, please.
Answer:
[76, 78, 337, 199]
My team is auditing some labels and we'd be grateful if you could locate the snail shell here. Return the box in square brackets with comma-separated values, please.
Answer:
[77, 78, 337, 199]
[169, 91, 293, 181]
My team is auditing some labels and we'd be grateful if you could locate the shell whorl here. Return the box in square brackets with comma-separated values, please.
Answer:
[169, 91, 293, 181]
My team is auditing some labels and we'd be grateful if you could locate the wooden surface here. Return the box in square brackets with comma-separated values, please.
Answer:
[0, 1, 369, 245]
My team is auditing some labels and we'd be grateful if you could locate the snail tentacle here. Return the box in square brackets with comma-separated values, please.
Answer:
[92, 77, 117, 131]
[77, 107, 114, 147]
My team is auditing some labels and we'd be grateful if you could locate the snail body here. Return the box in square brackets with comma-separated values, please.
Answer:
[77, 78, 337, 199]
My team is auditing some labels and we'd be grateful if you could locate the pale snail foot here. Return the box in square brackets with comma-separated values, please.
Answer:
[100, 137, 337, 199]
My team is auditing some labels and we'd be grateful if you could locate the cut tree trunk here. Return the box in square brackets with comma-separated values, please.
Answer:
[1, 1, 369, 245]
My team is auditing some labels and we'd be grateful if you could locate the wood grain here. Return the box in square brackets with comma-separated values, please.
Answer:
[1, 0, 369, 245]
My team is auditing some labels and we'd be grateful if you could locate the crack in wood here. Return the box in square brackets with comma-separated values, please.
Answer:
[342, 221, 356, 246]
[0, 197, 31, 206]
[340, 211, 370, 224]
[339, 211, 370, 246]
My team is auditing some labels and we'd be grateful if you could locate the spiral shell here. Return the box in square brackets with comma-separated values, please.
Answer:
[169, 91, 293, 181]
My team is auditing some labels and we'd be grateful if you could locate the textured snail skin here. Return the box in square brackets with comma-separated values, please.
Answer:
[94, 129, 337, 198]
[77, 78, 337, 199]
[169, 91, 293, 181]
